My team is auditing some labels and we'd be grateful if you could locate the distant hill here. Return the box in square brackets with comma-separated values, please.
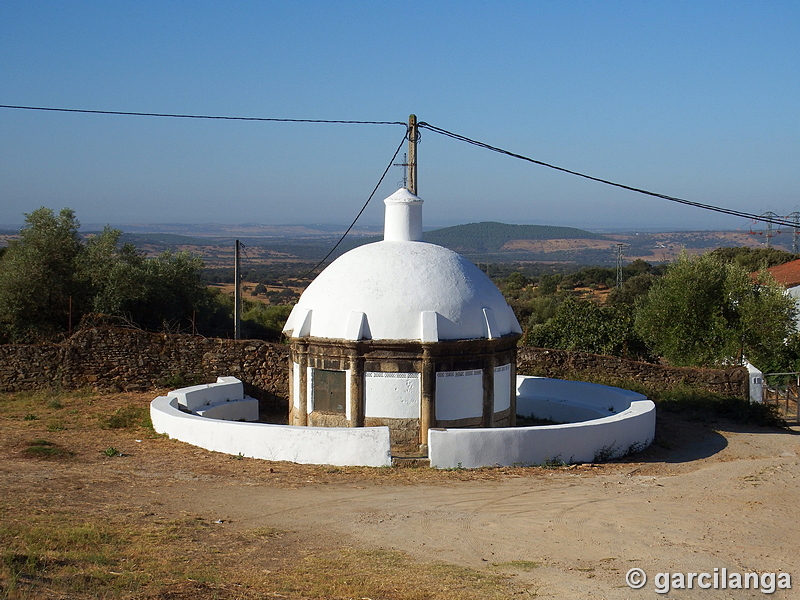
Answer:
[119, 232, 222, 247]
[422, 222, 607, 252]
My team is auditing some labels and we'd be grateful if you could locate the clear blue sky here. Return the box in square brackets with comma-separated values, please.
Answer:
[1, 1, 798, 231]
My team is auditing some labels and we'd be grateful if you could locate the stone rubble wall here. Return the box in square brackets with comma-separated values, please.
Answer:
[0, 327, 749, 401]
[517, 346, 749, 399]
[0, 327, 289, 409]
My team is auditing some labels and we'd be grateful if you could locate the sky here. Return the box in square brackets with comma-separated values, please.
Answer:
[1, 1, 799, 231]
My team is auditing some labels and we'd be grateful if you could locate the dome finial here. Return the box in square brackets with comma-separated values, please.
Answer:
[384, 188, 423, 242]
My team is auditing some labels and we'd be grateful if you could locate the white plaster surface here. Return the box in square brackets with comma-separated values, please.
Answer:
[364, 372, 420, 419]
[435, 370, 484, 421]
[306, 366, 313, 413]
[195, 398, 259, 421]
[173, 376, 244, 411]
[745, 361, 764, 404]
[283, 188, 521, 342]
[516, 377, 637, 423]
[493, 364, 512, 412]
[383, 188, 423, 242]
[150, 395, 392, 467]
[345, 368, 352, 421]
[292, 362, 300, 410]
[787, 285, 800, 330]
[428, 376, 656, 468]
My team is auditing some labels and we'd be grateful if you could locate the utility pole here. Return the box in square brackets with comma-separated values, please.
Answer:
[393, 153, 409, 188]
[615, 244, 627, 288]
[234, 239, 241, 340]
[759, 211, 781, 248]
[408, 114, 418, 195]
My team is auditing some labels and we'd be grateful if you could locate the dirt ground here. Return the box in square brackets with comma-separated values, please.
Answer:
[2, 391, 799, 599]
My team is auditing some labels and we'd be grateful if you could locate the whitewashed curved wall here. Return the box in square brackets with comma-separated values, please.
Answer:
[151, 396, 392, 467]
[428, 376, 656, 468]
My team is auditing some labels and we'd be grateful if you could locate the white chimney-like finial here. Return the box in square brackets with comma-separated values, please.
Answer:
[383, 188, 423, 242]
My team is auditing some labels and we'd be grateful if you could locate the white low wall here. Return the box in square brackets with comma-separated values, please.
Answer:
[173, 376, 244, 411]
[195, 398, 260, 421]
[516, 376, 644, 423]
[428, 376, 656, 468]
[170, 376, 259, 422]
[151, 395, 392, 467]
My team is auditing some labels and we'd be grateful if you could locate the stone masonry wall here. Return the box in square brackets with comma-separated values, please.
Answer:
[517, 346, 749, 399]
[0, 326, 289, 409]
[0, 328, 749, 402]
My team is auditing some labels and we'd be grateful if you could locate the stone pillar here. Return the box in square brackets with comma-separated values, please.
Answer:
[297, 351, 308, 426]
[348, 353, 364, 427]
[287, 358, 295, 424]
[482, 355, 495, 427]
[419, 350, 436, 450]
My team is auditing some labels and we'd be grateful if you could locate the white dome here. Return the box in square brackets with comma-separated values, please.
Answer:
[283, 240, 522, 341]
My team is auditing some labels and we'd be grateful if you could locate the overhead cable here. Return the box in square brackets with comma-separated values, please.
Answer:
[3, 103, 793, 228]
[0, 104, 407, 126]
[418, 122, 796, 229]
[300, 131, 408, 279]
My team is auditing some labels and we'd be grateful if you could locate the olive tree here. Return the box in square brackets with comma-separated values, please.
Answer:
[0, 208, 83, 341]
[634, 252, 795, 368]
[0, 208, 210, 341]
[525, 297, 649, 359]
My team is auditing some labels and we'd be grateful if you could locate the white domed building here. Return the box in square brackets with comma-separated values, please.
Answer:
[282, 188, 523, 453]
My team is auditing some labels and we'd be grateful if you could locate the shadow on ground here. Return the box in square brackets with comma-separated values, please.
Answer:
[631, 409, 798, 465]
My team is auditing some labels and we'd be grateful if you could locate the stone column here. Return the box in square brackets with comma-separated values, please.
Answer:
[419, 350, 436, 450]
[348, 352, 364, 427]
[482, 354, 495, 427]
[297, 350, 308, 426]
[287, 356, 295, 424]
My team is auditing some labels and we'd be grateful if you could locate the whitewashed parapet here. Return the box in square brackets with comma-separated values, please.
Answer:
[150, 395, 392, 467]
[173, 376, 244, 411]
[428, 376, 656, 469]
[169, 376, 259, 421]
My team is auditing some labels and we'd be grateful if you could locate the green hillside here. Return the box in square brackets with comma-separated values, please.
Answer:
[423, 222, 607, 251]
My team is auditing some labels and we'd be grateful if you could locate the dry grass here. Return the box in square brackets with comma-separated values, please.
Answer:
[0, 504, 518, 600]
[0, 390, 536, 599]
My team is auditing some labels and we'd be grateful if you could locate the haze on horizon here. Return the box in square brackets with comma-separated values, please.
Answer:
[1, 2, 798, 232]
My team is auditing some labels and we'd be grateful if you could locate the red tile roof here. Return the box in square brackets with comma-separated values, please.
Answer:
[762, 259, 800, 288]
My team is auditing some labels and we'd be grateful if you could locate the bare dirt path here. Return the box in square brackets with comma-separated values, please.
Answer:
[138, 423, 800, 598]
[2, 391, 799, 598]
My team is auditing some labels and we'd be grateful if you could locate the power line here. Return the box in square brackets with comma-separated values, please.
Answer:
[418, 122, 797, 229]
[3, 102, 794, 229]
[0, 104, 407, 126]
[300, 131, 408, 279]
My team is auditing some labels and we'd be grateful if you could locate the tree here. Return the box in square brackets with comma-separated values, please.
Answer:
[607, 273, 657, 307]
[126, 251, 207, 331]
[78, 226, 147, 317]
[710, 246, 799, 272]
[525, 297, 649, 359]
[634, 252, 796, 368]
[0, 208, 212, 341]
[0, 208, 83, 341]
[241, 302, 292, 341]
